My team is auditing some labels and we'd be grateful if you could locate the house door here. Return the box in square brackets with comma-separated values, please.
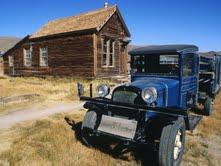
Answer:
[119, 43, 127, 75]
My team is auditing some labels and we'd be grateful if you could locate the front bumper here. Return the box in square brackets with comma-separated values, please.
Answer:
[80, 96, 189, 144]
[80, 96, 188, 116]
[80, 96, 202, 146]
[90, 128, 149, 145]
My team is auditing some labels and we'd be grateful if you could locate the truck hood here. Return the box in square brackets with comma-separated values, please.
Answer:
[130, 77, 179, 92]
[129, 77, 180, 107]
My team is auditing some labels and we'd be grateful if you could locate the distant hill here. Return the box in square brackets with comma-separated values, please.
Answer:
[0, 37, 20, 54]
[128, 45, 143, 52]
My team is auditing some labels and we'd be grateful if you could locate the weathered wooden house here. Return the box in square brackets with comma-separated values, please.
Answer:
[3, 4, 130, 77]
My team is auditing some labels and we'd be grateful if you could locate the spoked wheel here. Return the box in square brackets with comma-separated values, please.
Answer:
[173, 130, 183, 161]
[159, 117, 186, 166]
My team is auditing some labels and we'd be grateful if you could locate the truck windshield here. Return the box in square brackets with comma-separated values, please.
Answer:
[131, 54, 179, 76]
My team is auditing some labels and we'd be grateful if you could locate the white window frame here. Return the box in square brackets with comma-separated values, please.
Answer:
[8, 55, 14, 67]
[23, 47, 32, 67]
[102, 38, 115, 67]
[102, 39, 108, 67]
[109, 40, 115, 67]
[40, 47, 48, 67]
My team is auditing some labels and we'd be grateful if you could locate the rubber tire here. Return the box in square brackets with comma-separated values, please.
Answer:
[204, 97, 213, 116]
[81, 128, 94, 148]
[159, 117, 186, 166]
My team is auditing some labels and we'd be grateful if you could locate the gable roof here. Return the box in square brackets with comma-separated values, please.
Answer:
[31, 5, 130, 39]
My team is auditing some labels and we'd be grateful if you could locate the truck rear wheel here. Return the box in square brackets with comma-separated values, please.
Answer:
[204, 97, 213, 116]
[159, 117, 186, 166]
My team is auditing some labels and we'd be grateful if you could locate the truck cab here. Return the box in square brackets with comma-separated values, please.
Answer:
[79, 45, 216, 166]
[129, 45, 199, 110]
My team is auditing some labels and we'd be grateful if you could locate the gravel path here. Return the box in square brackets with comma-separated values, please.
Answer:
[0, 102, 84, 129]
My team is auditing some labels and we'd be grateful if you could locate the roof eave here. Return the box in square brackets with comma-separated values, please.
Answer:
[115, 6, 131, 37]
[30, 28, 97, 40]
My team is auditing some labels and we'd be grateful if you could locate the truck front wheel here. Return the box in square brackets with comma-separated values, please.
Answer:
[81, 110, 97, 147]
[159, 117, 186, 166]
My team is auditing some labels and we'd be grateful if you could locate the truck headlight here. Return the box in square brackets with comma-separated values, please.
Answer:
[141, 87, 157, 104]
[97, 84, 110, 97]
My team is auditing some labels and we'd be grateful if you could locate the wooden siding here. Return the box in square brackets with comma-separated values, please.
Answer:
[96, 12, 128, 77]
[4, 34, 94, 77]
[0, 60, 3, 75]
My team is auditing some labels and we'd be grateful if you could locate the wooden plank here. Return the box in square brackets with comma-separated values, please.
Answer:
[93, 33, 98, 77]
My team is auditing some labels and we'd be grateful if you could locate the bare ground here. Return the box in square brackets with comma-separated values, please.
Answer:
[0, 102, 84, 129]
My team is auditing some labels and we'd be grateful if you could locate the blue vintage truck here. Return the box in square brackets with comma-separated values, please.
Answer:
[78, 45, 221, 166]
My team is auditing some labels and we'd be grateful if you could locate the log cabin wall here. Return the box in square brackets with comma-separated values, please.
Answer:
[4, 34, 94, 77]
[96, 12, 129, 77]
[3, 47, 21, 75]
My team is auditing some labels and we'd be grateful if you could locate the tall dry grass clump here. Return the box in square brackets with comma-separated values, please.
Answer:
[0, 77, 112, 113]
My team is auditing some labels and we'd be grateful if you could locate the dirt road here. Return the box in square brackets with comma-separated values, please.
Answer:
[0, 102, 84, 129]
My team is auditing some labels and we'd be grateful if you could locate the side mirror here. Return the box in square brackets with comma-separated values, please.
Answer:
[77, 83, 84, 97]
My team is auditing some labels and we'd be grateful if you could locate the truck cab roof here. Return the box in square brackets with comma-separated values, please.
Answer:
[129, 45, 199, 55]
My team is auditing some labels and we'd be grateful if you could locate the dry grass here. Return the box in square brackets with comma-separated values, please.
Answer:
[183, 93, 221, 166]
[0, 111, 135, 166]
[0, 105, 221, 166]
[197, 94, 221, 138]
[0, 76, 111, 114]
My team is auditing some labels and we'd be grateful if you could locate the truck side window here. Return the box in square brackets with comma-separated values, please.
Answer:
[183, 54, 195, 76]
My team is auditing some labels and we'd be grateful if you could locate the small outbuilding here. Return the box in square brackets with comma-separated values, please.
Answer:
[3, 4, 130, 77]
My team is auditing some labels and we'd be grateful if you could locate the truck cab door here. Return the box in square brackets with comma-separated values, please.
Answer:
[180, 53, 198, 109]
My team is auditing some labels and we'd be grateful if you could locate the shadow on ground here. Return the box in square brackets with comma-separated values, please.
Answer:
[65, 117, 158, 166]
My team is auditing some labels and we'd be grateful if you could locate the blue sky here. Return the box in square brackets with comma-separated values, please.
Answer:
[1, 0, 221, 51]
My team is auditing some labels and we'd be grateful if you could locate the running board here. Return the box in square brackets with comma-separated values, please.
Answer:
[188, 115, 203, 131]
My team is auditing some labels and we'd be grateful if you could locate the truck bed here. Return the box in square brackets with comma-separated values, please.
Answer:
[199, 53, 221, 98]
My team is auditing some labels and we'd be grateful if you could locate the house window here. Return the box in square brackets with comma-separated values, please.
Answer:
[8, 55, 14, 67]
[40, 47, 48, 67]
[109, 40, 115, 66]
[23, 48, 32, 67]
[103, 39, 108, 66]
[102, 39, 115, 67]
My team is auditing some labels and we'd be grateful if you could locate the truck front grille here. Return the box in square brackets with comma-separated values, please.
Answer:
[112, 91, 138, 104]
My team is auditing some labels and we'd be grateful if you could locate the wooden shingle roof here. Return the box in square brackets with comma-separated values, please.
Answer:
[31, 5, 130, 39]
